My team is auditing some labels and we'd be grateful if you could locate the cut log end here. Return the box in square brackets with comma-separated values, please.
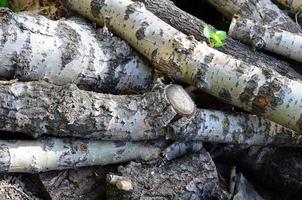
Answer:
[165, 84, 195, 116]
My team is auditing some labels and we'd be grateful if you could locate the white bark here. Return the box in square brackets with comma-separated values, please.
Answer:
[0, 8, 155, 94]
[229, 16, 302, 63]
[0, 138, 162, 173]
[169, 109, 302, 146]
[207, 0, 301, 34]
[63, 0, 302, 133]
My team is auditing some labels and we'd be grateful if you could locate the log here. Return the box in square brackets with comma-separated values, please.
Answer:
[229, 16, 302, 63]
[169, 109, 302, 147]
[107, 150, 229, 199]
[0, 81, 194, 140]
[135, 0, 301, 80]
[0, 138, 162, 173]
[64, 0, 302, 133]
[207, 0, 301, 34]
[0, 9, 155, 94]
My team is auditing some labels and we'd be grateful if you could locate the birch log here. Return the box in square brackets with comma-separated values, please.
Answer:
[275, 0, 302, 13]
[0, 81, 194, 140]
[0, 9, 155, 94]
[0, 138, 162, 173]
[64, 0, 302, 133]
[229, 16, 302, 63]
[208, 0, 301, 34]
[134, 0, 301, 80]
[169, 109, 302, 146]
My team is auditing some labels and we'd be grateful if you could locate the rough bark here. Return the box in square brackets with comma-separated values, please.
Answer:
[275, 0, 302, 13]
[39, 166, 111, 199]
[0, 9, 155, 94]
[229, 16, 302, 63]
[208, 0, 301, 34]
[0, 81, 194, 140]
[134, 0, 301, 80]
[64, 0, 302, 133]
[107, 150, 229, 199]
[169, 109, 302, 147]
[0, 138, 162, 173]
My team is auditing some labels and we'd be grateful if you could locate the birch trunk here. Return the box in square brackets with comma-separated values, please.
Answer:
[64, 0, 302, 133]
[0, 138, 162, 173]
[207, 0, 301, 34]
[0, 9, 155, 94]
[229, 16, 302, 63]
[134, 0, 301, 80]
[0, 81, 194, 140]
[169, 109, 302, 147]
[275, 0, 302, 13]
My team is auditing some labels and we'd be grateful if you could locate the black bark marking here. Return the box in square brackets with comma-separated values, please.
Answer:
[239, 74, 259, 105]
[136, 21, 149, 40]
[204, 53, 214, 64]
[91, 0, 106, 18]
[0, 144, 10, 172]
[297, 114, 302, 133]
[222, 117, 230, 136]
[252, 79, 284, 113]
[151, 48, 158, 65]
[55, 22, 81, 70]
[194, 63, 208, 90]
[218, 89, 232, 102]
[125, 2, 144, 20]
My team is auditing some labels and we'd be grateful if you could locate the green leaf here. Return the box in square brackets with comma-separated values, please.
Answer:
[215, 31, 227, 41]
[214, 42, 223, 48]
[210, 33, 222, 44]
[203, 25, 214, 39]
[0, 0, 9, 7]
[300, 5, 302, 12]
[12, 6, 21, 13]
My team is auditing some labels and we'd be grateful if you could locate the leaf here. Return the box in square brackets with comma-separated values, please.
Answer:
[210, 33, 222, 44]
[300, 5, 302, 12]
[12, 6, 21, 13]
[214, 42, 223, 48]
[203, 25, 214, 39]
[215, 31, 227, 41]
[0, 0, 9, 7]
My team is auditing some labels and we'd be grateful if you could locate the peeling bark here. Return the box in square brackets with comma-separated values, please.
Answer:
[107, 150, 229, 199]
[275, 0, 302, 13]
[0, 9, 155, 94]
[169, 109, 302, 147]
[64, 0, 302, 133]
[229, 16, 302, 63]
[134, 0, 301, 80]
[0, 138, 162, 173]
[0, 81, 194, 140]
[208, 0, 301, 34]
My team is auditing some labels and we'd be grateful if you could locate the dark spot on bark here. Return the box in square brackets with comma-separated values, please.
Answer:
[209, 114, 219, 121]
[151, 48, 158, 65]
[262, 10, 278, 24]
[0, 144, 10, 172]
[297, 114, 302, 133]
[135, 21, 149, 40]
[125, 2, 143, 20]
[252, 79, 284, 113]
[194, 63, 208, 90]
[91, 0, 106, 18]
[239, 74, 259, 105]
[42, 138, 55, 151]
[204, 53, 214, 64]
[218, 89, 232, 102]
[115, 141, 127, 147]
[55, 22, 81, 70]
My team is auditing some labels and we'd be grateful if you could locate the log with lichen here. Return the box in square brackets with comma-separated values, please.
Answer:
[63, 0, 302, 133]
[0, 8, 155, 94]
[0, 138, 162, 173]
[0, 80, 194, 140]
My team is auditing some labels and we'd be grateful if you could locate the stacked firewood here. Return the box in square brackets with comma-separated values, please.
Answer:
[0, 0, 302, 199]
